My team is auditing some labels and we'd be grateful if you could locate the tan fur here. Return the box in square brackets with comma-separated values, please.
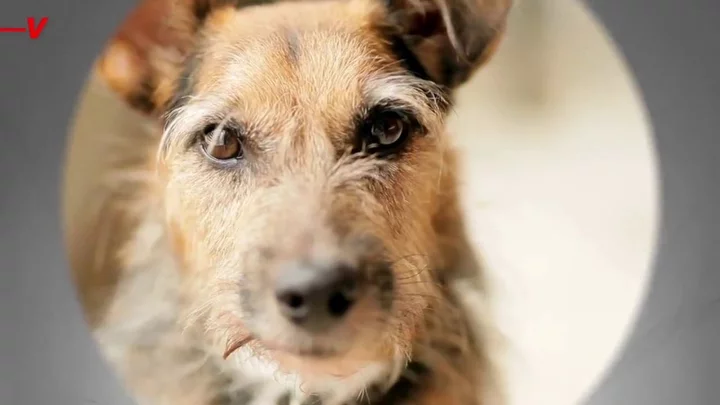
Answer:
[70, 0, 512, 404]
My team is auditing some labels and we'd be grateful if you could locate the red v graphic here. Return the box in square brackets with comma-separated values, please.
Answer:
[27, 17, 48, 39]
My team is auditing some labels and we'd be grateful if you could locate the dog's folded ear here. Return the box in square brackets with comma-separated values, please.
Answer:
[382, 0, 512, 88]
[96, 0, 217, 117]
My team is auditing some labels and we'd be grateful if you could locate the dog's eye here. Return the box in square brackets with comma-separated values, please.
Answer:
[367, 112, 408, 150]
[200, 124, 243, 162]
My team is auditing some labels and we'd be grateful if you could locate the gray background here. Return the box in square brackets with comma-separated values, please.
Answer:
[0, 0, 718, 404]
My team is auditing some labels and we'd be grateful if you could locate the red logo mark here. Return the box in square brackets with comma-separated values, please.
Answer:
[0, 17, 48, 39]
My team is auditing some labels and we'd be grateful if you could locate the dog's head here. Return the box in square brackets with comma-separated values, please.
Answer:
[100, 0, 510, 383]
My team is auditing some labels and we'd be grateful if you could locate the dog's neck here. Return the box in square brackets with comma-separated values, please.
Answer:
[224, 344, 416, 405]
[223, 356, 430, 405]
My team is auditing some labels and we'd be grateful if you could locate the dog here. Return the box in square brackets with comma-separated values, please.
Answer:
[68, 0, 512, 404]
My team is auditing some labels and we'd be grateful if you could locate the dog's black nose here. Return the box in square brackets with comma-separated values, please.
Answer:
[274, 263, 362, 331]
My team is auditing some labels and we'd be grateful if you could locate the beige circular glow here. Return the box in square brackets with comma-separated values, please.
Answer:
[448, 1, 658, 404]
[64, 1, 658, 404]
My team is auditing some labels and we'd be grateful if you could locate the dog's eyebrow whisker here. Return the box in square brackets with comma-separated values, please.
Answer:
[363, 73, 448, 122]
[392, 262, 431, 274]
[388, 252, 431, 264]
[207, 114, 234, 147]
[395, 293, 444, 303]
[393, 280, 437, 290]
[158, 97, 227, 161]
[394, 274, 432, 285]
[392, 264, 432, 280]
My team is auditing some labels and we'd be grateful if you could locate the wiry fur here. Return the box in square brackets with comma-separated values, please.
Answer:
[70, 0, 513, 404]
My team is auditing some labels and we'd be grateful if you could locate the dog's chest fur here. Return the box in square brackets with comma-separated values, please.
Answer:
[92, 207, 404, 405]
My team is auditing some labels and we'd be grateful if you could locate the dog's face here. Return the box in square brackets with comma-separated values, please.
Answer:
[101, 0, 510, 381]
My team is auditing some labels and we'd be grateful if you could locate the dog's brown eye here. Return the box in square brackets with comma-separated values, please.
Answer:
[200, 124, 243, 162]
[370, 114, 406, 147]
[366, 112, 410, 152]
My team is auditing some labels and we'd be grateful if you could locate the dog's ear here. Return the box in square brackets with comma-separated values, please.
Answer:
[382, 0, 512, 88]
[96, 0, 221, 117]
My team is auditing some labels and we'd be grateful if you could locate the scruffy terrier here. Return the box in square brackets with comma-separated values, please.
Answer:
[69, 0, 512, 404]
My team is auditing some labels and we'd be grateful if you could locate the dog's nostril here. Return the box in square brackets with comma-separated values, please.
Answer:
[274, 263, 363, 331]
[285, 293, 305, 309]
[327, 277, 358, 317]
[276, 291, 310, 321]
[327, 291, 353, 317]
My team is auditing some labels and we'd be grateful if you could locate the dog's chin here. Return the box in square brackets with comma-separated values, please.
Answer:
[232, 334, 397, 381]
[271, 349, 379, 380]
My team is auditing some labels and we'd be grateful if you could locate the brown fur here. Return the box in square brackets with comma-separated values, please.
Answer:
[72, 0, 512, 404]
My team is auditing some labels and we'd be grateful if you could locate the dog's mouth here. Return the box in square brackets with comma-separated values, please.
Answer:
[223, 333, 340, 360]
[223, 331, 392, 381]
